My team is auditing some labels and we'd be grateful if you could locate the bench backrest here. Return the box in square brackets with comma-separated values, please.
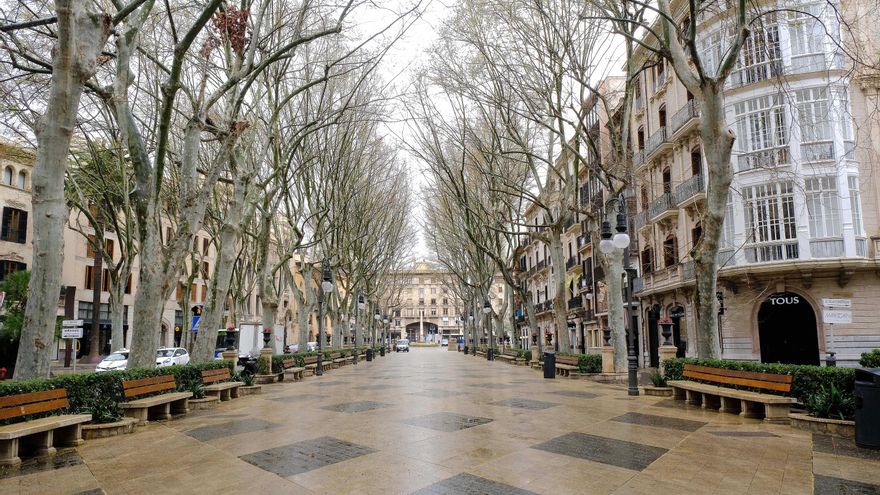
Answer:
[502, 349, 518, 357]
[303, 355, 319, 365]
[556, 355, 580, 366]
[282, 358, 296, 368]
[331, 352, 342, 359]
[0, 389, 69, 421]
[123, 375, 177, 399]
[682, 364, 792, 393]
[202, 368, 231, 384]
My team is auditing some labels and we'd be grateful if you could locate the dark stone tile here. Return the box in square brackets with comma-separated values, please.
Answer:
[490, 398, 560, 410]
[549, 390, 599, 399]
[0, 451, 84, 480]
[74, 490, 105, 495]
[813, 434, 880, 462]
[268, 394, 326, 403]
[312, 380, 348, 386]
[322, 400, 389, 413]
[468, 383, 518, 389]
[240, 436, 377, 477]
[410, 473, 538, 495]
[710, 431, 779, 438]
[410, 389, 466, 398]
[814, 474, 880, 494]
[185, 418, 281, 442]
[532, 432, 667, 471]
[404, 412, 493, 432]
[611, 412, 706, 432]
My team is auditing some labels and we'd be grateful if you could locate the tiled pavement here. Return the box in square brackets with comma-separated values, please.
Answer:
[1, 348, 879, 494]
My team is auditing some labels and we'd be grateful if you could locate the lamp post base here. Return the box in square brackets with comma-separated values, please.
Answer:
[627, 354, 639, 396]
[316, 354, 324, 376]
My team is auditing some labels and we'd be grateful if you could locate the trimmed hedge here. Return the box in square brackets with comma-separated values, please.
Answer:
[271, 348, 368, 371]
[0, 361, 231, 425]
[556, 353, 603, 373]
[860, 349, 880, 367]
[661, 357, 855, 406]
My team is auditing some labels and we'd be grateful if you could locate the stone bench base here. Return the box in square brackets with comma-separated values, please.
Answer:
[555, 364, 578, 377]
[284, 367, 305, 381]
[0, 414, 92, 467]
[120, 392, 192, 426]
[668, 380, 795, 424]
[204, 381, 243, 401]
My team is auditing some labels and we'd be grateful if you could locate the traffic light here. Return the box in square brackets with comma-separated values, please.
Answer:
[191, 305, 202, 316]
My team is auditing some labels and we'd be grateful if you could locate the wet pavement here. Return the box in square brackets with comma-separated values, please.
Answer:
[2, 347, 879, 494]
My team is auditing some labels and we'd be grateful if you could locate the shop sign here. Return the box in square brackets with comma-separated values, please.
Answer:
[822, 298, 851, 308]
[822, 310, 852, 324]
[767, 295, 800, 306]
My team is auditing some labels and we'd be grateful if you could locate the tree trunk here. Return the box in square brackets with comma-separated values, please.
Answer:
[15, 3, 110, 380]
[692, 86, 734, 359]
[128, 220, 168, 369]
[602, 249, 627, 372]
[549, 231, 571, 353]
[108, 273, 127, 352]
[88, 224, 104, 362]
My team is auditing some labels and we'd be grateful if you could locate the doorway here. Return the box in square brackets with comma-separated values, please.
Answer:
[758, 292, 820, 365]
[669, 306, 686, 357]
[647, 306, 660, 367]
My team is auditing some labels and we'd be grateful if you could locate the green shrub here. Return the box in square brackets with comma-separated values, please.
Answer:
[860, 349, 880, 368]
[0, 360, 230, 425]
[804, 383, 854, 420]
[650, 371, 667, 387]
[556, 353, 602, 373]
[661, 357, 855, 407]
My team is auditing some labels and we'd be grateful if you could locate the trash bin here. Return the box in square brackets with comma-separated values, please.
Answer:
[380, 346, 385, 357]
[543, 351, 555, 379]
[366, 348, 374, 362]
[463, 345, 469, 355]
[487, 348, 494, 361]
[855, 368, 880, 449]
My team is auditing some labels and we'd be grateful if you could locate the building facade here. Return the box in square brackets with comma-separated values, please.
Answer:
[388, 261, 468, 343]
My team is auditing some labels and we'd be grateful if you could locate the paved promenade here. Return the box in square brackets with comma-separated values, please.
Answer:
[1, 348, 878, 494]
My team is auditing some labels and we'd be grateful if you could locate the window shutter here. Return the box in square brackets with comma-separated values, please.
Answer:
[17, 210, 27, 243]
[1, 208, 10, 240]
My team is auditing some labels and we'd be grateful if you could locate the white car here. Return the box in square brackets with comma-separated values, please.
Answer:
[395, 339, 410, 352]
[156, 347, 190, 367]
[96, 350, 129, 372]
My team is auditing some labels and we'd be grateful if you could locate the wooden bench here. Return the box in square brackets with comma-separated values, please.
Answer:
[555, 355, 580, 377]
[281, 358, 305, 381]
[668, 364, 797, 424]
[120, 375, 192, 425]
[0, 389, 91, 467]
[201, 368, 243, 401]
[303, 355, 321, 376]
[331, 352, 346, 368]
[497, 349, 526, 365]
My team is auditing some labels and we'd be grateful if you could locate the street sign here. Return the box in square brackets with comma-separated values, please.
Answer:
[191, 315, 201, 333]
[62, 327, 83, 339]
[823, 309, 852, 324]
[0, 291, 5, 308]
[62, 319, 84, 327]
[822, 298, 851, 308]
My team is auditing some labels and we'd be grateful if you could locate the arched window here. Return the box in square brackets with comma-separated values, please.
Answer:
[2, 166, 12, 185]
[663, 236, 678, 267]
[658, 104, 667, 128]
[662, 167, 672, 194]
[637, 126, 645, 150]
[691, 147, 702, 176]
[17, 170, 27, 189]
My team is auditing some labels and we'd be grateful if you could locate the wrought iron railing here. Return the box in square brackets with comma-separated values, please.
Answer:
[645, 126, 668, 157]
[674, 174, 704, 205]
[648, 192, 676, 219]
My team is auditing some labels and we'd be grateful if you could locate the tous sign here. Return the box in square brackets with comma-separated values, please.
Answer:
[768, 294, 800, 305]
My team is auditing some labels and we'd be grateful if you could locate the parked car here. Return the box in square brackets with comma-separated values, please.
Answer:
[395, 339, 410, 352]
[213, 348, 227, 360]
[96, 350, 129, 372]
[156, 347, 190, 367]
[441, 338, 449, 347]
[307, 341, 318, 352]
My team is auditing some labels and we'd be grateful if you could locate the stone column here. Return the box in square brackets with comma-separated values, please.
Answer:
[658, 345, 678, 376]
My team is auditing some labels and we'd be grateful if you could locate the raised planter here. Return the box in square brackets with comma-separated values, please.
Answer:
[789, 412, 855, 438]
[238, 385, 262, 396]
[82, 418, 138, 440]
[254, 374, 279, 385]
[189, 396, 220, 410]
[642, 386, 674, 397]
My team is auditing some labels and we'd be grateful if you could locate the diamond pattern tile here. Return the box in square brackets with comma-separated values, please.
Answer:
[469, 383, 517, 389]
[709, 431, 779, 438]
[410, 389, 466, 398]
[490, 398, 560, 410]
[185, 419, 280, 442]
[410, 473, 538, 495]
[611, 412, 706, 432]
[404, 412, 493, 432]
[813, 433, 880, 461]
[239, 436, 376, 477]
[532, 432, 667, 471]
[321, 400, 389, 413]
[813, 475, 880, 495]
[549, 390, 599, 399]
[268, 394, 326, 403]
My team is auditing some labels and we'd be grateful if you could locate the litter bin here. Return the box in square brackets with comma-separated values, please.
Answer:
[543, 351, 555, 379]
[366, 348, 374, 362]
[380, 346, 385, 357]
[487, 348, 494, 361]
[855, 368, 880, 449]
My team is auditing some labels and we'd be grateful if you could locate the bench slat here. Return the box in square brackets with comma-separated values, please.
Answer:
[202, 368, 231, 384]
[0, 398, 69, 421]
[683, 369, 791, 393]
[123, 376, 177, 399]
[123, 375, 175, 390]
[0, 389, 67, 408]
[686, 364, 792, 384]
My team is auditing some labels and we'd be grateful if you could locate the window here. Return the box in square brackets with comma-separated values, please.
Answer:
[430, 298, 436, 305]
[690, 147, 702, 176]
[654, 60, 666, 91]
[442, 308, 448, 316]
[789, 6, 830, 72]
[418, 288, 425, 297]
[731, 19, 781, 86]
[0, 260, 26, 281]
[17, 171, 27, 189]
[849, 176, 863, 237]
[662, 168, 671, 194]
[734, 95, 789, 171]
[658, 104, 667, 128]
[663, 236, 678, 267]
[104, 239, 114, 258]
[102, 269, 110, 291]
[720, 197, 735, 249]
[1, 207, 27, 243]
[691, 224, 703, 250]
[743, 182, 798, 262]
[202, 238, 209, 255]
[442, 298, 448, 305]
[634, 77, 643, 110]
[77, 302, 110, 322]
[805, 176, 840, 238]
[190, 283, 197, 302]
[637, 127, 645, 150]
[2, 166, 12, 185]
[641, 247, 654, 274]
[430, 309, 437, 316]
[176, 283, 183, 300]
[125, 274, 132, 294]
[202, 261, 210, 278]
[84, 267, 94, 290]
[201, 285, 207, 301]
[430, 287, 437, 294]
[796, 87, 833, 161]
[640, 186, 649, 211]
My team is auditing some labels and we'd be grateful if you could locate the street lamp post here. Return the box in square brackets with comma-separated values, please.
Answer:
[354, 292, 365, 364]
[468, 313, 475, 355]
[599, 199, 640, 396]
[483, 300, 494, 360]
[316, 259, 335, 376]
[381, 315, 389, 356]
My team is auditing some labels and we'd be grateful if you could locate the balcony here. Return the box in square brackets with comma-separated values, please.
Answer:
[736, 146, 789, 172]
[670, 100, 700, 136]
[632, 149, 645, 169]
[645, 126, 669, 158]
[578, 234, 591, 250]
[674, 174, 705, 206]
[648, 193, 676, 221]
[634, 210, 648, 231]
[536, 260, 547, 272]
[528, 266, 536, 277]
[567, 296, 582, 311]
[563, 217, 577, 232]
[590, 190, 604, 213]
[565, 256, 578, 270]
[745, 240, 799, 263]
